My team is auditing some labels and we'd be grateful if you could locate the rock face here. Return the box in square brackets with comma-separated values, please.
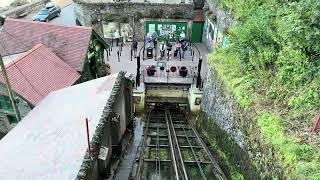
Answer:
[197, 67, 282, 179]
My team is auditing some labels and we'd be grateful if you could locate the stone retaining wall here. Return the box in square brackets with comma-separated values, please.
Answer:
[197, 67, 282, 179]
[0, 0, 48, 18]
[76, 72, 133, 180]
[73, 0, 193, 40]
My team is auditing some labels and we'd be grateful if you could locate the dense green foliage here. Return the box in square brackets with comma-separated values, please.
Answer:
[209, 0, 320, 178]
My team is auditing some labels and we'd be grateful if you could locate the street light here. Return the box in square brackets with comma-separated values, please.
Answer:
[135, 36, 156, 87]
[189, 42, 203, 89]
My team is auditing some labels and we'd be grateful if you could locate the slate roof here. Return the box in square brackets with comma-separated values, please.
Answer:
[0, 73, 118, 180]
[0, 44, 80, 105]
[0, 18, 93, 71]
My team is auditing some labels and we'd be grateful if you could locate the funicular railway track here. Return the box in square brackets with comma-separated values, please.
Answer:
[135, 105, 226, 180]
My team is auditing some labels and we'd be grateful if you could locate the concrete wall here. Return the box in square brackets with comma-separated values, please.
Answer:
[196, 67, 283, 179]
[0, 0, 48, 18]
[111, 77, 132, 146]
[73, 0, 194, 40]
[77, 72, 133, 180]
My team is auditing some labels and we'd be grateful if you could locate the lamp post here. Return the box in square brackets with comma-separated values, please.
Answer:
[135, 37, 156, 87]
[189, 42, 203, 89]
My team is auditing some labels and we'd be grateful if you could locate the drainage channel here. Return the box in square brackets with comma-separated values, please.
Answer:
[131, 105, 227, 180]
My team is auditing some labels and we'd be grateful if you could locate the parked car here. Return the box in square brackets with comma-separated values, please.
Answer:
[33, 3, 61, 22]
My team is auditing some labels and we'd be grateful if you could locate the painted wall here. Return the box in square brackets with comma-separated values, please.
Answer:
[202, 0, 232, 51]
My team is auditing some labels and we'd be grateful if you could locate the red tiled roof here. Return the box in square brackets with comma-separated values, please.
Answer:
[0, 44, 81, 105]
[0, 18, 93, 71]
[193, 10, 205, 22]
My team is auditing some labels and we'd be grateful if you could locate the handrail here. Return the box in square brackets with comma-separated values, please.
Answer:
[189, 41, 202, 60]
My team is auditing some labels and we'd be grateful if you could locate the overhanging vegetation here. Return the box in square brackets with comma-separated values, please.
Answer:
[209, 0, 320, 178]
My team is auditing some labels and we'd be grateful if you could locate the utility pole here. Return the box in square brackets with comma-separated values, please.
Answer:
[0, 54, 21, 122]
[133, 15, 135, 41]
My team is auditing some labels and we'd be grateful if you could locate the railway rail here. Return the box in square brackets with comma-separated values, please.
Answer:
[133, 105, 226, 180]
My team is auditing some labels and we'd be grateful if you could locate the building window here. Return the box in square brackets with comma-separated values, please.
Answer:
[0, 95, 14, 113]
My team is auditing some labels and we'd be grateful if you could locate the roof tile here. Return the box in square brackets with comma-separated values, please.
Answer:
[0, 44, 81, 105]
[0, 18, 93, 71]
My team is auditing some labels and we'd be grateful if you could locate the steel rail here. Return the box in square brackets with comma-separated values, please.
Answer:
[155, 110, 161, 176]
[165, 109, 180, 180]
[135, 110, 151, 180]
[176, 113, 207, 180]
[185, 112, 227, 180]
[167, 110, 189, 180]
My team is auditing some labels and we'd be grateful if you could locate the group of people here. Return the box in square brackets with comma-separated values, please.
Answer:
[130, 32, 189, 60]
[159, 39, 188, 60]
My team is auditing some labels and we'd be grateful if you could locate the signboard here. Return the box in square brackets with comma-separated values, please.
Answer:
[149, 24, 156, 33]
[145, 21, 188, 42]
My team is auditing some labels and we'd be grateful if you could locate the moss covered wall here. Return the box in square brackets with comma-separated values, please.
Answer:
[197, 67, 283, 179]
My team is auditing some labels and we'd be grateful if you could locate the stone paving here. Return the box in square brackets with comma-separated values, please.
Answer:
[104, 41, 209, 79]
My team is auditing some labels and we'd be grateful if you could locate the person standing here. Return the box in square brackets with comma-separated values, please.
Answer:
[175, 40, 181, 59]
[122, 30, 128, 45]
[132, 40, 138, 58]
[181, 40, 188, 59]
[114, 31, 120, 46]
[166, 41, 172, 60]
[159, 42, 166, 59]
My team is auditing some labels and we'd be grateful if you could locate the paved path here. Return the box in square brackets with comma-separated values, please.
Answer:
[24, 0, 75, 25]
[50, 3, 75, 25]
[105, 42, 209, 78]
[114, 118, 145, 180]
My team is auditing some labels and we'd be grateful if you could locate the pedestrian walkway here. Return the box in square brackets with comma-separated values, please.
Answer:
[105, 42, 209, 78]
[114, 118, 145, 180]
